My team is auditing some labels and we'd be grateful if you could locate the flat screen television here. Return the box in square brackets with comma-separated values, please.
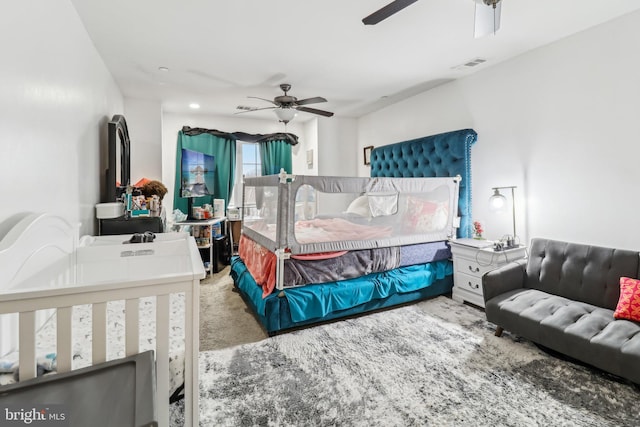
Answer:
[181, 148, 215, 219]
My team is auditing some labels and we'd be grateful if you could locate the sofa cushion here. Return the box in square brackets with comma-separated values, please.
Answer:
[486, 287, 640, 383]
[526, 239, 640, 310]
[620, 329, 640, 383]
[614, 277, 640, 322]
[485, 288, 561, 343]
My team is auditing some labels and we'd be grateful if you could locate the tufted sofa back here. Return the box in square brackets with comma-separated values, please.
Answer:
[526, 238, 640, 310]
[370, 128, 477, 238]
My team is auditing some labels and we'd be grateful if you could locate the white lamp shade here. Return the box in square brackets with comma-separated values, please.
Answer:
[489, 189, 507, 212]
[275, 108, 297, 122]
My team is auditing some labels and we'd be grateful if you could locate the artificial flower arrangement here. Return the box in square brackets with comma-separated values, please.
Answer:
[473, 221, 484, 239]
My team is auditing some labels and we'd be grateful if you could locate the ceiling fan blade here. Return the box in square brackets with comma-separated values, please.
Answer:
[362, 0, 419, 25]
[234, 106, 275, 114]
[296, 106, 334, 117]
[295, 96, 327, 106]
[474, 0, 502, 38]
[248, 96, 277, 105]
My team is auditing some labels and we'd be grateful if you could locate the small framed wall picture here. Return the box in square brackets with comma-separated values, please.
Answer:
[363, 145, 373, 166]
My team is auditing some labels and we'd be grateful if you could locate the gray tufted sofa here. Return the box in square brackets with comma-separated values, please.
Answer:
[483, 238, 640, 384]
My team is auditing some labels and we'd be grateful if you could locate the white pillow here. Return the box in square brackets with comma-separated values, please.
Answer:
[346, 195, 372, 218]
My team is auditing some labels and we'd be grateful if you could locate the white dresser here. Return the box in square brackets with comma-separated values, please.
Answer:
[450, 239, 527, 308]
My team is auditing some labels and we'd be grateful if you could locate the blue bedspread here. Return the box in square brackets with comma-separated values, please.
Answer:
[284, 260, 451, 322]
[231, 256, 452, 325]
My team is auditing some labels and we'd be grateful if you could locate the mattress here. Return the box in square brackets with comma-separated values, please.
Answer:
[0, 294, 186, 399]
[239, 234, 451, 297]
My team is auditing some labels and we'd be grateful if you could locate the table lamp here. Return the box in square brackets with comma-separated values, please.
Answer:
[489, 186, 517, 244]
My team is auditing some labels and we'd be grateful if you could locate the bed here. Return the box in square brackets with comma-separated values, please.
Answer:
[0, 213, 204, 427]
[231, 128, 477, 335]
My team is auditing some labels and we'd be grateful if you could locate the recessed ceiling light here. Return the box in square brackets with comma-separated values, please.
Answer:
[158, 66, 169, 72]
[189, 103, 200, 109]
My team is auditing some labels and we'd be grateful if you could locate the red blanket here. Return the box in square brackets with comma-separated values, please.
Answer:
[239, 234, 277, 298]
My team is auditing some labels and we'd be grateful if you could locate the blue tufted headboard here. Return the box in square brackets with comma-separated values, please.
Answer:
[369, 128, 477, 238]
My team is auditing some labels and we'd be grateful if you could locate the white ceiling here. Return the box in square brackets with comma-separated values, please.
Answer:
[71, 0, 640, 122]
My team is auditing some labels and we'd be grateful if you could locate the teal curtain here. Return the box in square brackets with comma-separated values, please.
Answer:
[260, 140, 292, 175]
[173, 130, 236, 213]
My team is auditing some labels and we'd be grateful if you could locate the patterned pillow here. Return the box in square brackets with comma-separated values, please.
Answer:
[614, 277, 640, 322]
[404, 196, 448, 233]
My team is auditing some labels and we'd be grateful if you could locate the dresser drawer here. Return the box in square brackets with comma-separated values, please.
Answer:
[455, 272, 483, 297]
[455, 257, 495, 277]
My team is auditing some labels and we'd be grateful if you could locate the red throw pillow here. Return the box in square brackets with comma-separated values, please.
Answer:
[614, 277, 640, 322]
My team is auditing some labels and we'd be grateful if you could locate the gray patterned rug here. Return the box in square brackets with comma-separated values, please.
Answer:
[173, 296, 640, 426]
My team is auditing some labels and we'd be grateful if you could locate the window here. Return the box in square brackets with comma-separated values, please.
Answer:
[242, 143, 261, 179]
[229, 142, 262, 208]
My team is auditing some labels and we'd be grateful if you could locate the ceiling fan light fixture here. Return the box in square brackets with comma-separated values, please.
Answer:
[475, 0, 502, 38]
[238, 84, 332, 120]
[275, 108, 297, 124]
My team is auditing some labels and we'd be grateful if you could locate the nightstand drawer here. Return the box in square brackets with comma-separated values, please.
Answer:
[455, 272, 483, 296]
[455, 258, 494, 277]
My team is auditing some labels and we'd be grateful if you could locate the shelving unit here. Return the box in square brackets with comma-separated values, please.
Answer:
[175, 217, 229, 274]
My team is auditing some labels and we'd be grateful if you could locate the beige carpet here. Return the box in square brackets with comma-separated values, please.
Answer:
[199, 266, 268, 352]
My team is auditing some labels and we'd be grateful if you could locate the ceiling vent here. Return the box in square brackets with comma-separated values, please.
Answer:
[452, 57, 487, 71]
[464, 58, 487, 67]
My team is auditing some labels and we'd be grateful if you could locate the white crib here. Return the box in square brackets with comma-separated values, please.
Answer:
[0, 213, 204, 427]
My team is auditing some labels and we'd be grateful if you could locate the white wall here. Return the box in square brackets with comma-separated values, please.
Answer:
[161, 113, 305, 213]
[357, 10, 640, 250]
[317, 118, 358, 177]
[0, 1, 123, 237]
[124, 98, 163, 184]
[295, 118, 319, 175]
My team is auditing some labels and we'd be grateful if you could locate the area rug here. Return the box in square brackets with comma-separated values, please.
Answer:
[174, 296, 640, 426]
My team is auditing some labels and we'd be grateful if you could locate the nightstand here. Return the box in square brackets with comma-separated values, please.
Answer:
[450, 239, 527, 308]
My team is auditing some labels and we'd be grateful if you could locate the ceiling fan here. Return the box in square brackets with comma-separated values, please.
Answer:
[236, 84, 334, 124]
[362, 0, 503, 38]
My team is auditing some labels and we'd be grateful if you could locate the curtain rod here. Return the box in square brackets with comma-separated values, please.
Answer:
[181, 126, 299, 146]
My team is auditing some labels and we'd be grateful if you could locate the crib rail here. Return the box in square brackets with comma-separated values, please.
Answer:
[0, 274, 200, 427]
